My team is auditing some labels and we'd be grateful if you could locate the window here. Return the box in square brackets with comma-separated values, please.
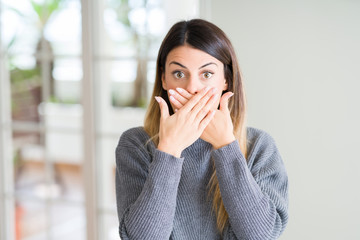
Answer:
[0, 0, 200, 239]
[1, 0, 85, 239]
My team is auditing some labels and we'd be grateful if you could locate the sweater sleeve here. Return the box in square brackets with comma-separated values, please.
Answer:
[212, 132, 288, 240]
[115, 129, 184, 240]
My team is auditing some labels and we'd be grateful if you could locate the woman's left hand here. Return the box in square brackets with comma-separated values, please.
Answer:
[169, 88, 236, 149]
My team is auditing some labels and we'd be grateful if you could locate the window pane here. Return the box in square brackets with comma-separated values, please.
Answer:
[53, 58, 82, 103]
[109, 60, 138, 107]
[102, 0, 137, 57]
[102, 0, 165, 108]
[10, 63, 41, 122]
[1, 0, 39, 55]
[3, 0, 173, 239]
[2, 0, 85, 239]
[14, 150, 46, 198]
[40, 102, 84, 200]
[50, 203, 85, 240]
[16, 199, 47, 239]
[44, 0, 82, 56]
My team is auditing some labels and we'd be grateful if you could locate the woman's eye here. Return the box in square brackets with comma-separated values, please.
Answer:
[203, 72, 213, 79]
[174, 71, 185, 79]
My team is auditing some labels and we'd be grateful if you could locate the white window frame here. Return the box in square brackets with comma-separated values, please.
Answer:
[81, 0, 99, 239]
[0, 39, 16, 240]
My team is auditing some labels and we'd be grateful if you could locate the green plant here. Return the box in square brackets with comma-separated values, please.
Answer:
[7, 0, 66, 121]
[7, 0, 65, 97]
[30, 0, 63, 30]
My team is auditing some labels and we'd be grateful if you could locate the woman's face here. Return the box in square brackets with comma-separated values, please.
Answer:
[162, 45, 228, 110]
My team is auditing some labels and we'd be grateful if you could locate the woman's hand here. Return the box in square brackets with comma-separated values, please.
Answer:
[201, 91, 235, 149]
[156, 87, 218, 157]
[169, 88, 236, 149]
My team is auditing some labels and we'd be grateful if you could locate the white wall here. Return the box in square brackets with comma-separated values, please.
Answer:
[206, 1, 360, 239]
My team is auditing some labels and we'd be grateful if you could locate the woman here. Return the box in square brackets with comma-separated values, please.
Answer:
[115, 19, 288, 240]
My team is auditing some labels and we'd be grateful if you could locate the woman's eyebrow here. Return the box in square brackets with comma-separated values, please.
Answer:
[169, 61, 187, 69]
[199, 62, 217, 69]
[169, 61, 218, 69]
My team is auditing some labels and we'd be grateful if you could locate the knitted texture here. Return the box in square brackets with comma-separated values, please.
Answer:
[115, 127, 288, 240]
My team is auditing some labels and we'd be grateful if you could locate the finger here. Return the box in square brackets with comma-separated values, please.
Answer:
[169, 94, 183, 110]
[155, 96, 169, 120]
[169, 89, 188, 107]
[187, 88, 217, 121]
[198, 109, 216, 132]
[219, 92, 234, 113]
[193, 93, 219, 123]
[182, 86, 212, 112]
[175, 87, 194, 100]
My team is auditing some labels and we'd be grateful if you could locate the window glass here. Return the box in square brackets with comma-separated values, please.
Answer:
[16, 200, 47, 239]
[96, 1, 166, 238]
[104, 0, 165, 108]
[50, 203, 86, 239]
[1, 0, 85, 239]
[1, 0, 173, 239]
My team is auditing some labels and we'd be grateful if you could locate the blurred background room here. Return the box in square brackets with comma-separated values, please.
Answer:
[0, 0, 359, 240]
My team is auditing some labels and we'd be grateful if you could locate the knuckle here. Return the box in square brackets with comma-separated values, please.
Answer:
[189, 97, 200, 107]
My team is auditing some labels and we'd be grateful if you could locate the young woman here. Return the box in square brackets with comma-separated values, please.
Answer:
[115, 19, 288, 240]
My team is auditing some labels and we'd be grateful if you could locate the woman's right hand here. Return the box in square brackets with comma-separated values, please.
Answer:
[156, 87, 218, 158]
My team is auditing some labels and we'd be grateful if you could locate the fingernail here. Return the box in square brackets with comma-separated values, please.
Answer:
[170, 95, 176, 102]
[212, 87, 218, 93]
[205, 86, 211, 92]
[176, 87, 183, 93]
[213, 93, 219, 99]
[169, 89, 176, 95]
[174, 109, 178, 112]
[229, 92, 234, 98]
[155, 96, 161, 103]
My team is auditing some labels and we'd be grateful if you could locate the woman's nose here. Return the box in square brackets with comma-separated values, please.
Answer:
[185, 77, 203, 95]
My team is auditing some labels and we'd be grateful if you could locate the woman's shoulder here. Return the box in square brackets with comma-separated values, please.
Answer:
[116, 127, 156, 162]
[117, 126, 152, 148]
[120, 126, 148, 138]
[246, 127, 282, 168]
[246, 127, 276, 146]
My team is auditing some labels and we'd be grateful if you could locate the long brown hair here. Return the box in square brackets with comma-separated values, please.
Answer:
[144, 19, 247, 233]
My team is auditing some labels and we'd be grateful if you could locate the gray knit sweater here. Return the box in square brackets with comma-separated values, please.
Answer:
[115, 127, 288, 240]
